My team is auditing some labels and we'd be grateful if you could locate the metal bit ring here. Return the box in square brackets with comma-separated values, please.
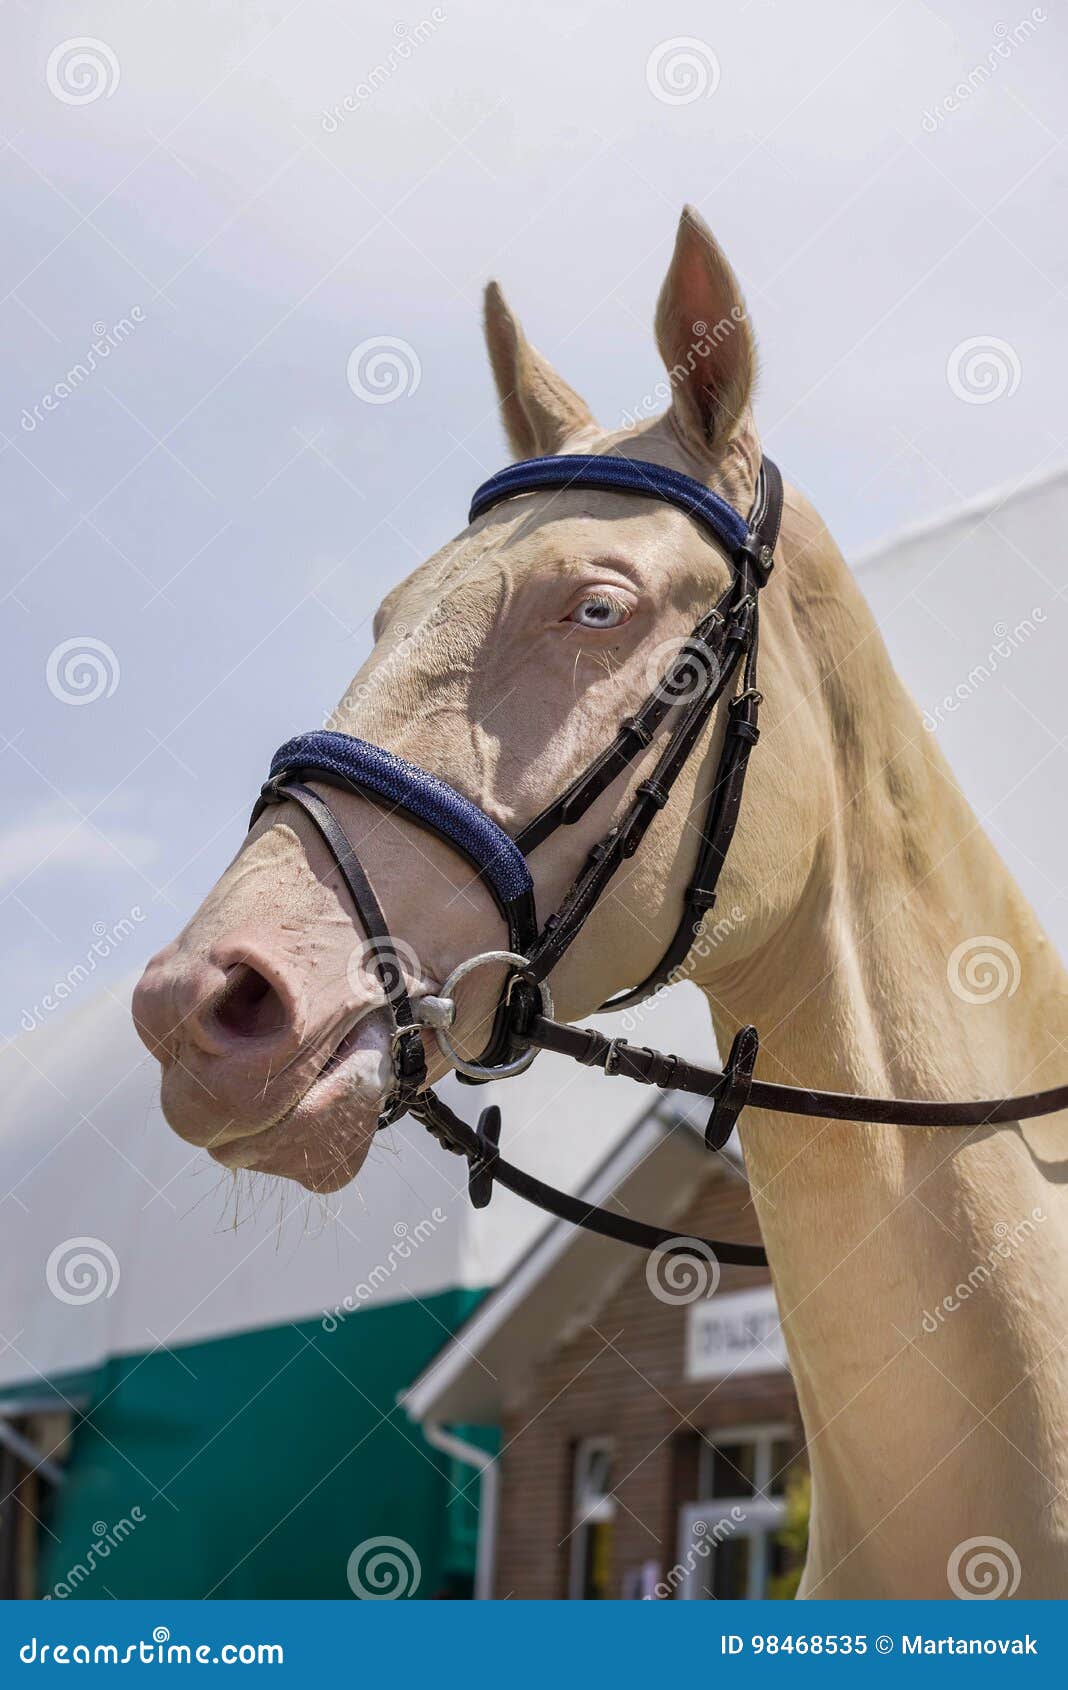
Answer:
[430, 951, 553, 1080]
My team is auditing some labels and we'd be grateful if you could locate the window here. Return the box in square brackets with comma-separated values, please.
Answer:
[0, 1405, 72, 1600]
[568, 1438, 616, 1599]
[697, 1429, 790, 1503]
[675, 1425, 800, 1600]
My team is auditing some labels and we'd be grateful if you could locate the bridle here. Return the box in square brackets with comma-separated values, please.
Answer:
[251, 453, 1068, 1269]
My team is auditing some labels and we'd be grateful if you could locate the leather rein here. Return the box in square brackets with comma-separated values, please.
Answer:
[251, 453, 1068, 1270]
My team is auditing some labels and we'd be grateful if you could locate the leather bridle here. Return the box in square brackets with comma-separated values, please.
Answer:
[250, 453, 1068, 1270]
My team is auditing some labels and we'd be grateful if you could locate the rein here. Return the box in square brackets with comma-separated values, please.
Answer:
[251, 453, 1068, 1270]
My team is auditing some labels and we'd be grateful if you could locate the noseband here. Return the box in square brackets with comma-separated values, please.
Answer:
[251, 453, 1068, 1269]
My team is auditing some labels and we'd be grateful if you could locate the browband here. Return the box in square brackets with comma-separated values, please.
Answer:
[469, 454, 752, 556]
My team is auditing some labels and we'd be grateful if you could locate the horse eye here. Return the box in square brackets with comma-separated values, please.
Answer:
[568, 593, 631, 630]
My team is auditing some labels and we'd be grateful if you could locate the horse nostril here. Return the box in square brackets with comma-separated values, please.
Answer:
[212, 964, 289, 1040]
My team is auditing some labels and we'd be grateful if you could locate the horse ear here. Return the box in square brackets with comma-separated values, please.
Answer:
[483, 281, 598, 459]
[655, 206, 756, 457]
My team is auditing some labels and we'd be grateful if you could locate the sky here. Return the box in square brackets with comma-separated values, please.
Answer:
[1, 0, 1066, 1040]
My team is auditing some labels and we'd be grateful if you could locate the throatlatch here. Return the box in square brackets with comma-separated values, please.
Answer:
[253, 452, 1068, 1271]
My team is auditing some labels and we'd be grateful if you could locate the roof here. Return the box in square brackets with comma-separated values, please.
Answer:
[398, 1096, 751, 1424]
[852, 456, 1068, 575]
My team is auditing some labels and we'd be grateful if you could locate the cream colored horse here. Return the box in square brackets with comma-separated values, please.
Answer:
[134, 208, 1068, 1599]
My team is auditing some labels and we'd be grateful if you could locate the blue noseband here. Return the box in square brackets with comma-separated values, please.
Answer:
[263, 729, 534, 913]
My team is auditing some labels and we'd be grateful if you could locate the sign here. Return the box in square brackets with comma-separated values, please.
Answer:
[685, 1286, 789, 1381]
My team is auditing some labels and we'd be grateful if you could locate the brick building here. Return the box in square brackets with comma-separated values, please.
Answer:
[402, 1097, 808, 1599]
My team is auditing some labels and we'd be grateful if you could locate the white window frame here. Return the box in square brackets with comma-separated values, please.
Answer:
[676, 1423, 792, 1601]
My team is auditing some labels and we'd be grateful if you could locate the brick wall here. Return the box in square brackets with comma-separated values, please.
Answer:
[494, 1165, 802, 1599]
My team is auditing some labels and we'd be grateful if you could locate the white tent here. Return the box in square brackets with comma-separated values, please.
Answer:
[855, 460, 1068, 958]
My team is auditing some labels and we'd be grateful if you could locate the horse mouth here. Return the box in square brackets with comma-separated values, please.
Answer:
[208, 1010, 399, 1191]
[312, 1017, 377, 1084]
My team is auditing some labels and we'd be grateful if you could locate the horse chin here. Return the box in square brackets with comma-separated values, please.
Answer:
[207, 1013, 396, 1194]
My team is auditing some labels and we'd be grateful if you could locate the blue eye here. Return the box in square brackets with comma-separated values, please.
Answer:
[568, 593, 630, 630]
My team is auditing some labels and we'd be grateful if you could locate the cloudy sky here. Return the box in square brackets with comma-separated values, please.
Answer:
[1, 0, 1065, 1038]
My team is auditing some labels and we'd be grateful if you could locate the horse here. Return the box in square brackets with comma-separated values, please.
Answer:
[133, 207, 1068, 1598]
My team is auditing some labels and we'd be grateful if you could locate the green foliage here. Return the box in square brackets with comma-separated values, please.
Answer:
[768, 1467, 811, 1600]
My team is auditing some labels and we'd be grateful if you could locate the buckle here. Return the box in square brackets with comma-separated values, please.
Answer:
[728, 688, 763, 744]
[725, 595, 756, 642]
[603, 1037, 629, 1076]
[622, 713, 654, 749]
[636, 778, 671, 810]
[736, 534, 775, 583]
[390, 1024, 427, 1083]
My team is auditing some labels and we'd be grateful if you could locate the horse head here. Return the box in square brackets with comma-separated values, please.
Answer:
[132, 208, 826, 1191]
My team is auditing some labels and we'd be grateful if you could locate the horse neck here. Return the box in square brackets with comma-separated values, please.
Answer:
[697, 537, 1068, 1595]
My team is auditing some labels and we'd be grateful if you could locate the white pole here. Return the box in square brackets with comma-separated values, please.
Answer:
[422, 1421, 498, 1601]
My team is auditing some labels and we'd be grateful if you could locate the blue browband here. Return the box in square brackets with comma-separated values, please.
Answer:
[468, 454, 751, 555]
